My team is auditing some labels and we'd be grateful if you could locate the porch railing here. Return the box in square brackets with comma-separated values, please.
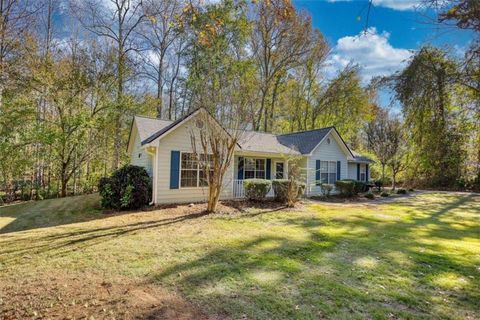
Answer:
[233, 179, 275, 199]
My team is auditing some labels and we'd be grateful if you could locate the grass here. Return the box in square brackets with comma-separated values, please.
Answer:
[0, 192, 479, 319]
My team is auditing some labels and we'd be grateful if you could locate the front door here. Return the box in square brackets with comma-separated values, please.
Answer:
[275, 162, 284, 179]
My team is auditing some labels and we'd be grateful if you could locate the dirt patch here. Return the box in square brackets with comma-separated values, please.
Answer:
[103, 199, 295, 219]
[0, 272, 217, 320]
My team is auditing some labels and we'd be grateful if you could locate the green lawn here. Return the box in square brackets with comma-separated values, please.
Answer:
[1, 193, 479, 319]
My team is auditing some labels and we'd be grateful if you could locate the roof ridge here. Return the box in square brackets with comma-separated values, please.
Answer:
[277, 126, 334, 137]
[135, 115, 173, 121]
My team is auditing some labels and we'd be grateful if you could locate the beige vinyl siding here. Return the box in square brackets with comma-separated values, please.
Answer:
[347, 162, 370, 181]
[348, 163, 358, 180]
[130, 126, 153, 176]
[154, 121, 234, 204]
[307, 132, 348, 196]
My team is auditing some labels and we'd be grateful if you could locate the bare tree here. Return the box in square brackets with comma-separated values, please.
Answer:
[139, 0, 185, 118]
[385, 116, 408, 190]
[250, 0, 327, 132]
[71, 0, 146, 169]
[365, 107, 403, 182]
[0, 0, 38, 109]
[189, 109, 241, 213]
[165, 36, 187, 119]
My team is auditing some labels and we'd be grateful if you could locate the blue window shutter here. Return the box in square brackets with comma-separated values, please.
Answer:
[316, 160, 320, 186]
[170, 151, 180, 189]
[357, 163, 360, 181]
[237, 157, 244, 180]
[266, 159, 271, 180]
[366, 164, 369, 182]
[337, 161, 341, 180]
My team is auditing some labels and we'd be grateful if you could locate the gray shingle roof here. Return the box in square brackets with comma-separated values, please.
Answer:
[140, 109, 203, 145]
[351, 150, 374, 163]
[134, 116, 172, 143]
[134, 112, 372, 161]
[237, 131, 301, 154]
[276, 127, 333, 154]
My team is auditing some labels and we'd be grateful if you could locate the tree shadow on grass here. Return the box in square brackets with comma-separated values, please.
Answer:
[0, 194, 111, 234]
[148, 193, 480, 319]
[0, 195, 288, 235]
[0, 210, 212, 265]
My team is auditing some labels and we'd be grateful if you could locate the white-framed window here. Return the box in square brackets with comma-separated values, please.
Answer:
[319, 160, 337, 184]
[244, 158, 266, 179]
[360, 164, 366, 181]
[180, 153, 213, 188]
[275, 162, 284, 179]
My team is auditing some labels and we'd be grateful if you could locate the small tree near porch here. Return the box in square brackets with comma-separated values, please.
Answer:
[189, 110, 241, 213]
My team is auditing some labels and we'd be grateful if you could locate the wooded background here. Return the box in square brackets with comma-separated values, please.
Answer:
[0, 0, 478, 201]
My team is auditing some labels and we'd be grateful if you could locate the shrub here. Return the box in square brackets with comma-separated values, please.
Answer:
[335, 180, 356, 197]
[374, 179, 383, 192]
[408, 188, 415, 192]
[244, 179, 271, 201]
[396, 189, 407, 194]
[320, 183, 334, 197]
[381, 192, 390, 197]
[272, 179, 304, 203]
[365, 192, 375, 199]
[272, 179, 288, 201]
[98, 165, 152, 210]
[354, 181, 368, 193]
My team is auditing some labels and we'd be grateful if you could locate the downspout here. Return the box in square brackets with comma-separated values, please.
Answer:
[145, 146, 157, 206]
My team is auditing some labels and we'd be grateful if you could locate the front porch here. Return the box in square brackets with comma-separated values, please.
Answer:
[230, 153, 308, 199]
[232, 179, 275, 198]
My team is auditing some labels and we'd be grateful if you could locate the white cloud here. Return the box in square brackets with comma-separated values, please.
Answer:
[327, 0, 421, 11]
[372, 0, 420, 10]
[326, 27, 413, 82]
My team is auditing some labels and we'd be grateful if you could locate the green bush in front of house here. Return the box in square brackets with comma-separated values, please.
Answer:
[244, 179, 271, 201]
[320, 183, 334, 197]
[98, 165, 152, 210]
[335, 179, 368, 197]
[335, 180, 356, 197]
[354, 180, 369, 193]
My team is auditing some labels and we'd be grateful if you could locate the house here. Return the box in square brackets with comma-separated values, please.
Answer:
[127, 108, 373, 204]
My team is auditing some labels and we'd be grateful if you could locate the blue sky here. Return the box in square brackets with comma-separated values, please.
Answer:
[293, 0, 474, 83]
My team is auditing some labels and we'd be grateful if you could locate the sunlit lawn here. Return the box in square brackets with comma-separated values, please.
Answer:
[0, 192, 479, 319]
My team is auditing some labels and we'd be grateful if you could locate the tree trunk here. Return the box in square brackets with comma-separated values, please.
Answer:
[392, 170, 397, 191]
[207, 181, 220, 213]
[267, 77, 281, 133]
[381, 163, 386, 182]
[60, 163, 68, 197]
[169, 50, 182, 120]
[256, 87, 267, 131]
[156, 54, 164, 118]
[113, 10, 125, 170]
